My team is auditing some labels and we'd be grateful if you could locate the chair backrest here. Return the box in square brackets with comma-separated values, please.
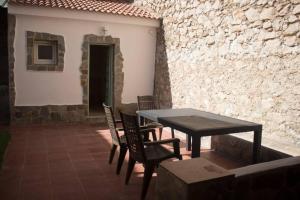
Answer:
[120, 111, 145, 163]
[103, 103, 121, 145]
[137, 95, 159, 110]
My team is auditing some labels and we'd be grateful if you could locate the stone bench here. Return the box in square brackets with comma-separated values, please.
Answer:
[156, 158, 235, 200]
[156, 156, 300, 200]
[230, 156, 300, 200]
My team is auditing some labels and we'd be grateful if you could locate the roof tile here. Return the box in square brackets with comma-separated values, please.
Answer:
[9, 0, 158, 19]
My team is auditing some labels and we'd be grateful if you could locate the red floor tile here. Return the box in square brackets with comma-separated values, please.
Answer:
[0, 123, 244, 200]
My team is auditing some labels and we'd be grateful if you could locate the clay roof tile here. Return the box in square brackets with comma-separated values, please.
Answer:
[9, 0, 158, 19]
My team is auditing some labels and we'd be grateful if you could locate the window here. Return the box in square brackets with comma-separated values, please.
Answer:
[26, 31, 65, 71]
[34, 41, 57, 65]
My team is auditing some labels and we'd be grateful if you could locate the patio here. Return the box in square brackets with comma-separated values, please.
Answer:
[0, 0, 299, 199]
[0, 124, 243, 200]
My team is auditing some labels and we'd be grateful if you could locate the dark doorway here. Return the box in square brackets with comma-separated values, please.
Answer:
[89, 45, 113, 116]
[0, 7, 10, 124]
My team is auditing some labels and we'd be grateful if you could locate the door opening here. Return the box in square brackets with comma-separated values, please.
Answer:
[89, 45, 113, 116]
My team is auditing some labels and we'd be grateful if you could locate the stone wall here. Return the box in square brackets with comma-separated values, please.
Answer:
[8, 14, 16, 122]
[12, 105, 86, 123]
[135, 0, 300, 146]
[153, 22, 173, 108]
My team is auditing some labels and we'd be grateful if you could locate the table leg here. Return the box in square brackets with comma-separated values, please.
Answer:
[191, 135, 201, 158]
[171, 128, 175, 138]
[186, 135, 191, 151]
[137, 114, 142, 126]
[253, 129, 262, 164]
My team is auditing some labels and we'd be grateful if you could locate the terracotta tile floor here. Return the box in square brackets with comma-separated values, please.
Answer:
[0, 124, 244, 200]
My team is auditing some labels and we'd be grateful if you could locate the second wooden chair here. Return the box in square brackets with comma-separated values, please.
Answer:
[137, 95, 175, 140]
[103, 103, 127, 175]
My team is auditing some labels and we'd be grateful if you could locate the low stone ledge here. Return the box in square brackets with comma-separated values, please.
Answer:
[11, 103, 139, 124]
[156, 157, 300, 200]
[211, 134, 299, 164]
[12, 105, 87, 123]
[156, 158, 234, 200]
[229, 156, 300, 200]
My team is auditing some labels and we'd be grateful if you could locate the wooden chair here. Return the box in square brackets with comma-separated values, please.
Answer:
[137, 95, 175, 140]
[103, 103, 157, 175]
[103, 103, 128, 175]
[120, 111, 182, 200]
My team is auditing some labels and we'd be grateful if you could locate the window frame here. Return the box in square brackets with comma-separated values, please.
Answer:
[33, 40, 57, 65]
[26, 31, 65, 71]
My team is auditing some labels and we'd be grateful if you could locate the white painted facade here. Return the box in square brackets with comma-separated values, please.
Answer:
[9, 6, 159, 106]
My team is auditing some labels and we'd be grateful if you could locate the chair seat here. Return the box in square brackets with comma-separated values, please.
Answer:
[145, 122, 164, 129]
[144, 145, 174, 161]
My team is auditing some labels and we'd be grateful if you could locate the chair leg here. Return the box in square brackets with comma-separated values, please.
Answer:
[159, 128, 163, 140]
[151, 129, 157, 141]
[116, 146, 127, 175]
[143, 131, 150, 142]
[141, 163, 155, 200]
[125, 157, 136, 185]
[173, 140, 182, 160]
[186, 135, 191, 151]
[171, 128, 175, 138]
[109, 144, 117, 164]
[188, 135, 192, 150]
[178, 155, 183, 160]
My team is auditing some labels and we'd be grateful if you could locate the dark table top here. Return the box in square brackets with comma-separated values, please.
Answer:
[137, 108, 262, 136]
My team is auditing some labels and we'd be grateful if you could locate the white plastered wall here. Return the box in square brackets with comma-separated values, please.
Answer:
[9, 6, 159, 106]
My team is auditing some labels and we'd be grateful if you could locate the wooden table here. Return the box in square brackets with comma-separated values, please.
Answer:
[137, 108, 262, 164]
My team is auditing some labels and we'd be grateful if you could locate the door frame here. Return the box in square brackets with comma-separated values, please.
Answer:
[88, 44, 114, 116]
[80, 35, 124, 117]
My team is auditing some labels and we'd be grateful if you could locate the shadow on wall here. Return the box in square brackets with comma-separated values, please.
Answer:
[154, 20, 173, 109]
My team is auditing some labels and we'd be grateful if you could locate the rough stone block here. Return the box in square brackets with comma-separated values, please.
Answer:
[156, 158, 234, 200]
[283, 23, 300, 36]
[245, 8, 260, 22]
[260, 7, 276, 20]
[293, 4, 300, 15]
[51, 112, 61, 121]
[284, 36, 297, 47]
